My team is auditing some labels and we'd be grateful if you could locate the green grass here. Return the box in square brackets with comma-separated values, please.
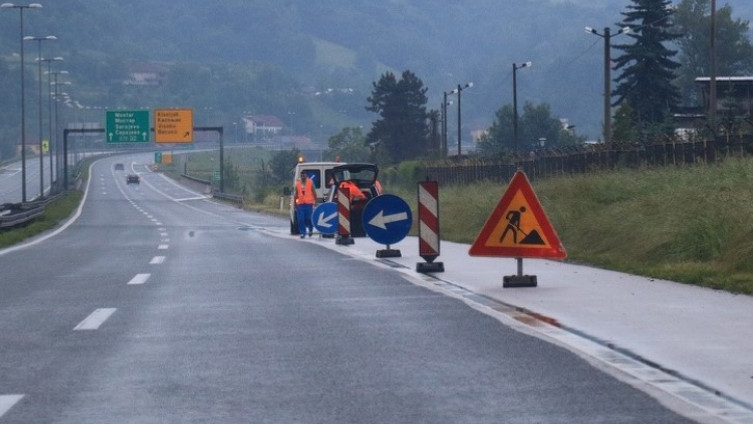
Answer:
[419, 159, 753, 295]
[0, 191, 83, 248]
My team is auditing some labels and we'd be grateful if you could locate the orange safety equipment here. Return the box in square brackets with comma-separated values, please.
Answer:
[339, 180, 366, 201]
[295, 177, 316, 205]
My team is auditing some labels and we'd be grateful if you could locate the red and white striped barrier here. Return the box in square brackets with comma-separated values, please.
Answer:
[417, 180, 444, 272]
[336, 185, 354, 245]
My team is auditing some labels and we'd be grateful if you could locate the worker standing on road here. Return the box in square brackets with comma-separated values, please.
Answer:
[294, 171, 316, 238]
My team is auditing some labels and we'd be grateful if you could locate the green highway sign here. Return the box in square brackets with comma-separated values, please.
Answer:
[154, 151, 162, 164]
[106, 110, 150, 143]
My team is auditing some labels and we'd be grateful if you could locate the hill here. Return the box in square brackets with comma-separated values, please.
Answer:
[0, 0, 751, 150]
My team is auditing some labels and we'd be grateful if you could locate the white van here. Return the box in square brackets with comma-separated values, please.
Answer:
[288, 161, 342, 234]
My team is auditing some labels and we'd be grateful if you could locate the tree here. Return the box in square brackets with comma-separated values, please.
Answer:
[476, 102, 582, 158]
[269, 148, 301, 184]
[673, 0, 753, 106]
[365, 70, 429, 163]
[612, 0, 681, 144]
[324, 126, 371, 162]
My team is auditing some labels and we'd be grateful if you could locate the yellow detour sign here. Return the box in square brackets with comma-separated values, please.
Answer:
[162, 153, 173, 165]
[469, 171, 566, 259]
[154, 108, 193, 143]
[42, 139, 49, 154]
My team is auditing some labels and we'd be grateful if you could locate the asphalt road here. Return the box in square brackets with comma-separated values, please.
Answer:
[0, 154, 704, 423]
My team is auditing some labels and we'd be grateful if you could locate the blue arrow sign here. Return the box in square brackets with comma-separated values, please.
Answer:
[362, 194, 412, 245]
[313, 202, 338, 234]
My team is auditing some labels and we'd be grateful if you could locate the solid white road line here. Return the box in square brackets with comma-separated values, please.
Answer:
[74, 308, 117, 331]
[0, 395, 23, 418]
[127, 273, 151, 285]
[150, 256, 165, 264]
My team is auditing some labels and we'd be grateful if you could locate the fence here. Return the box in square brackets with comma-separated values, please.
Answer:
[416, 139, 749, 186]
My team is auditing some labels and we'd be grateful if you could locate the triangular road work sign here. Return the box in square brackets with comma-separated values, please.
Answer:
[469, 171, 566, 259]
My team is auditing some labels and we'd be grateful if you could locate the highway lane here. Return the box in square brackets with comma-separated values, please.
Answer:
[0, 155, 59, 204]
[0, 154, 705, 423]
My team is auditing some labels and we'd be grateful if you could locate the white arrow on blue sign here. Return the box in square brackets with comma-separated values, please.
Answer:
[362, 194, 412, 245]
[313, 202, 338, 234]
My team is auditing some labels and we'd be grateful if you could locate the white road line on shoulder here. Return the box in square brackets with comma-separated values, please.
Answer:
[127, 273, 151, 285]
[74, 308, 117, 331]
[0, 395, 23, 418]
[150, 256, 165, 264]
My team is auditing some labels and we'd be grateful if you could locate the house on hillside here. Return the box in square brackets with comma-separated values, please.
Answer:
[675, 76, 753, 141]
[123, 62, 169, 86]
[242, 115, 285, 141]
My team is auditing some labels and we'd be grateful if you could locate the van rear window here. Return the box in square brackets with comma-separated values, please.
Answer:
[301, 170, 322, 189]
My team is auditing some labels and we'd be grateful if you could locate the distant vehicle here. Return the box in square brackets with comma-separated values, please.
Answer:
[126, 174, 140, 184]
[287, 161, 342, 235]
[114, 163, 124, 171]
[325, 163, 381, 237]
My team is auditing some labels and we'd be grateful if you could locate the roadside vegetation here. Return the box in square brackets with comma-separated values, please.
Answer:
[245, 155, 753, 295]
[4, 152, 753, 296]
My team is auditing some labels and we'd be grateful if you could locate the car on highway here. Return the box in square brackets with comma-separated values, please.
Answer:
[126, 174, 140, 184]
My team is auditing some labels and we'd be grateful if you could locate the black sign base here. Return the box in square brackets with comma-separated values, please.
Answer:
[503, 275, 537, 288]
[376, 248, 401, 258]
[416, 262, 444, 273]
[336, 235, 354, 245]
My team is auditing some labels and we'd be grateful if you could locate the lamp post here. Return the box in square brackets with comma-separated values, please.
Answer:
[450, 82, 473, 157]
[709, 0, 717, 141]
[440, 92, 454, 157]
[51, 77, 69, 185]
[1, 2, 42, 202]
[585, 26, 629, 148]
[25, 34, 57, 199]
[512, 62, 531, 155]
[42, 56, 62, 190]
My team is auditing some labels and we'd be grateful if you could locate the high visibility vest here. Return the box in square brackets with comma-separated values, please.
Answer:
[339, 180, 365, 201]
[295, 178, 316, 205]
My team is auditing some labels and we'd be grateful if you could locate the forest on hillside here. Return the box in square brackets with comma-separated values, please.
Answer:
[0, 0, 751, 159]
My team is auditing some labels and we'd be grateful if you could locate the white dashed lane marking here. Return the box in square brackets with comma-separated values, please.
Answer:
[150, 256, 165, 264]
[73, 308, 117, 331]
[0, 395, 23, 418]
[127, 273, 151, 285]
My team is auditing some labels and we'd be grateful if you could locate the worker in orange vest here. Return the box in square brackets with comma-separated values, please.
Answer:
[294, 171, 316, 238]
[338, 179, 366, 202]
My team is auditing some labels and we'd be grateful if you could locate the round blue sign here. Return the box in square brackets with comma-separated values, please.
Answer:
[362, 194, 412, 245]
[312, 202, 338, 234]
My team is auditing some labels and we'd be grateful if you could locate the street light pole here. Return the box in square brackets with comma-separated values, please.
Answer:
[51, 75, 69, 185]
[450, 82, 473, 157]
[586, 26, 629, 148]
[42, 56, 62, 190]
[512, 62, 531, 155]
[26, 34, 56, 199]
[709, 0, 717, 141]
[1, 2, 42, 203]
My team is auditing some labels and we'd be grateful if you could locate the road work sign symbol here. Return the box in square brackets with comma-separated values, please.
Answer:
[469, 171, 566, 259]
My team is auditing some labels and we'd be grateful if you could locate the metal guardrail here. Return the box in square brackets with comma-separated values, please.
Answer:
[180, 173, 244, 206]
[211, 190, 244, 206]
[0, 192, 65, 230]
[0, 203, 45, 229]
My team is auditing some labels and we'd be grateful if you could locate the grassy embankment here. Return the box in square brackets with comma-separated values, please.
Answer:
[253, 157, 753, 295]
[4, 151, 753, 295]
